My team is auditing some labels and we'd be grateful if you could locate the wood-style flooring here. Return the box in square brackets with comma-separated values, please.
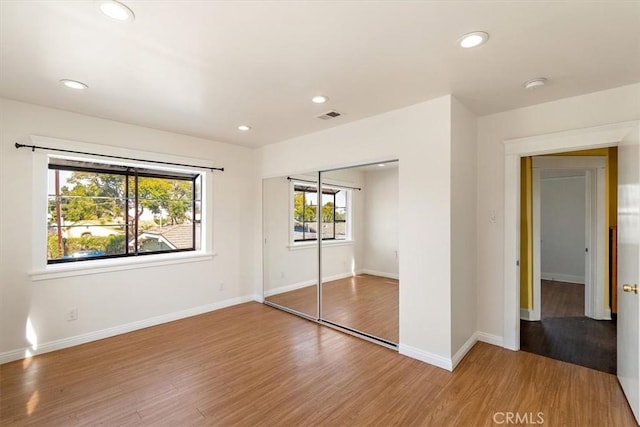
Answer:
[520, 280, 617, 374]
[265, 274, 399, 343]
[264, 280, 317, 317]
[540, 279, 585, 318]
[1, 302, 636, 426]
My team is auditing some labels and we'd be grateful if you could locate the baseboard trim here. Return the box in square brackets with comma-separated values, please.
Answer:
[399, 332, 506, 372]
[540, 272, 584, 284]
[520, 308, 541, 322]
[452, 333, 478, 370]
[399, 343, 452, 371]
[263, 279, 315, 297]
[593, 307, 612, 321]
[520, 308, 533, 321]
[358, 269, 399, 280]
[476, 331, 504, 348]
[264, 272, 354, 297]
[0, 295, 255, 365]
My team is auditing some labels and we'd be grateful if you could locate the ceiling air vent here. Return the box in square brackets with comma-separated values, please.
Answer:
[317, 110, 342, 120]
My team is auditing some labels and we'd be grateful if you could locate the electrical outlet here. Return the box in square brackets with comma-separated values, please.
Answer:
[219, 282, 225, 291]
[67, 308, 78, 322]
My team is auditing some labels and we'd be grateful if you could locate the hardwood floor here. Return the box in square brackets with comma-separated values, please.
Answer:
[322, 275, 398, 343]
[521, 280, 617, 374]
[265, 281, 317, 318]
[265, 274, 399, 343]
[1, 302, 636, 426]
[541, 279, 585, 318]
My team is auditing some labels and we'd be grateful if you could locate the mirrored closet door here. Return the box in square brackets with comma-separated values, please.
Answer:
[320, 162, 399, 345]
[262, 161, 399, 348]
[263, 175, 318, 320]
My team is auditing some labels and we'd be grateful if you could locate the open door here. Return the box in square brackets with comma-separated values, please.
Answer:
[618, 124, 640, 423]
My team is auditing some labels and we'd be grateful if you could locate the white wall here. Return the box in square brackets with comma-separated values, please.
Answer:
[0, 98, 259, 361]
[540, 175, 586, 283]
[450, 98, 478, 362]
[476, 83, 640, 342]
[320, 168, 366, 282]
[362, 166, 399, 278]
[262, 173, 362, 297]
[260, 95, 463, 368]
[262, 176, 317, 295]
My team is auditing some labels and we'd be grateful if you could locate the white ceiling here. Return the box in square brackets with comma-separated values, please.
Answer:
[1, 1, 639, 148]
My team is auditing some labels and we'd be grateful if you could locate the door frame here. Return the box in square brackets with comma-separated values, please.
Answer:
[530, 156, 608, 321]
[503, 120, 639, 351]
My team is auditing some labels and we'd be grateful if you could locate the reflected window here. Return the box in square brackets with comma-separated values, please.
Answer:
[293, 183, 349, 242]
[47, 158, 201, 264]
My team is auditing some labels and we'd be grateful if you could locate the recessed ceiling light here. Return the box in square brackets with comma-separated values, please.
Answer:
[60, 79, 88, 90]
[238, 125, 251, 131]
[312, 95, 329, 104]
[458, 31, 489, 48]
[377, 163, 385, 167]
[524, 78, 547, 89]
[98, 0, 135, 22]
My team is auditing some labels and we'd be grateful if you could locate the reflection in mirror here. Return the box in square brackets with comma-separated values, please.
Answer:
[263, 175, 318, 319]
[320, 161, 399, 344]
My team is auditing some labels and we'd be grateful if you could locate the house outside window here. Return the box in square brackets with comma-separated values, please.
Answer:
[47, 158, 201, 263]
[292, 182, 350, 243]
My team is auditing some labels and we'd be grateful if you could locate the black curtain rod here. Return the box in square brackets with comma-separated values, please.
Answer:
[15, 142, 224, 172]
[287, 176, 361, 191]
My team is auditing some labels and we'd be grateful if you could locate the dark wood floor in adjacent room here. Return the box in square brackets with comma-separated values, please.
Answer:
[520, 279, 617, 374]
[1, 301, 635, 426]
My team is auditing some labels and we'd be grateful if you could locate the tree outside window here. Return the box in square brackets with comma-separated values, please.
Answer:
[47, 160, 200, 263]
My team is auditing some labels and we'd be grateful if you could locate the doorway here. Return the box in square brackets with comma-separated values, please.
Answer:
[519, 153, 616, 373]
[503, 121, 640, 422]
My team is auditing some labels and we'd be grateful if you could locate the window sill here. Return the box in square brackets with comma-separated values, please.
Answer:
[30, 251, 217, 282]
[288, 240, 354, 251]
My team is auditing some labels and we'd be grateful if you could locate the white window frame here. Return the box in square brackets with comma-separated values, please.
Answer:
[29, 135, 215, 281]
[288, 179, 353, 249]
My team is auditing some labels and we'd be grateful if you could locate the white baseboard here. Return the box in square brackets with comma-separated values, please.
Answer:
[358, 269, 399, 280]
[253, 294, 264, 303]
[399, 343, 452, 371]
[520, 308, 533, 321]
[592, 307, 612, 321]
[264, 271, 355, 297]
[520, 308, 541, 321]
[264, 279, 315, 297]
[0, 295, 255, 365]
[264, 270, 397, 298]
[399, 331, 506, 372]
[452, 333, 478, 370]
[541, 272, 584, 284]
[476, 331, 504, 348]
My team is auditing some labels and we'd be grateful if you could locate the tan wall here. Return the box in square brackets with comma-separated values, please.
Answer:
[520, 157, 533, 309]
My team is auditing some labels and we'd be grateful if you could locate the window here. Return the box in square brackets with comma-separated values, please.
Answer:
[293, 183, 349, 242]
[47, 158, 201, 264]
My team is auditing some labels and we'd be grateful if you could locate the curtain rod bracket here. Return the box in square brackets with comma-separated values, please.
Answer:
[15, 141, 224, 172]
